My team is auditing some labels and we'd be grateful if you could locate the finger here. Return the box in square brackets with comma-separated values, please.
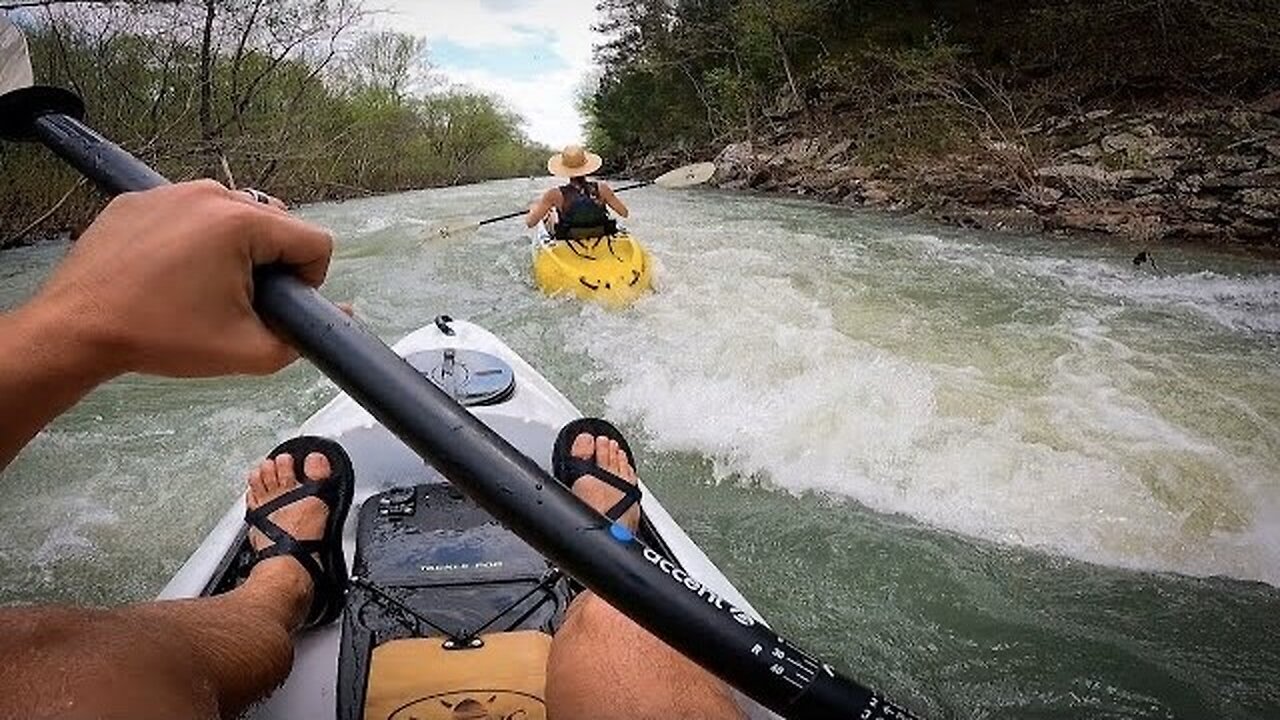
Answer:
[228, 188, 289, 216]
[336, 302, 354, 317]
[246, 211, 334, 288]
[225, 316, 301, 375]
[241, 188, 289, 211]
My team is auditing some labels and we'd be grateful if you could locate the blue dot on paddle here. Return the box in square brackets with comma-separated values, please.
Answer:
[609, 523, 634, 542]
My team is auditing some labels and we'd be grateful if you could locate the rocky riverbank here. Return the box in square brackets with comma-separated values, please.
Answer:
[687, 97, 1280, 253]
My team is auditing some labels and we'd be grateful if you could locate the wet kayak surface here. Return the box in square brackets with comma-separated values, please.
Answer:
[2, 179, 1278, 718]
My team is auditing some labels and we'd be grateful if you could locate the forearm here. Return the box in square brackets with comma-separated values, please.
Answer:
[601, 189, 628, 218]
[0, 302, 116, 470]
[525, 199, 551, 227]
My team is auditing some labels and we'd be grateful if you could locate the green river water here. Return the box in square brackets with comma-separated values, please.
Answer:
[1, 179, 1278, 718]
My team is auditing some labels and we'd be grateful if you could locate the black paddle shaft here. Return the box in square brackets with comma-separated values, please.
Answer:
[4, 90, 922, 720]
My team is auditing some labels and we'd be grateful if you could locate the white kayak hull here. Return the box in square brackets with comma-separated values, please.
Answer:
[160, 318, 774, 719]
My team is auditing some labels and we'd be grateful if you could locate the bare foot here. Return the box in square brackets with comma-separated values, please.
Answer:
[245, 452, 332, 612]
[568, 433, 640, 531]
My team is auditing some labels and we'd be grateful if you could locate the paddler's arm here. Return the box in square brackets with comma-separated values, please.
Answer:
[0, 301, 116, 471]
[0, 180, 333, 470]
[525, 188, 560, 228]
[598, 182, 629, 218]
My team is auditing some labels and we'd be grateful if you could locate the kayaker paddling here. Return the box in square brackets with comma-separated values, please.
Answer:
[526, 144, 629, 239]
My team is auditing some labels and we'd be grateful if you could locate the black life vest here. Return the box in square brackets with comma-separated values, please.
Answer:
[555, 181, 617, 240]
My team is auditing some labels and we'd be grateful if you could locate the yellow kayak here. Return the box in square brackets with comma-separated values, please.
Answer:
[532, 225, 653, 306]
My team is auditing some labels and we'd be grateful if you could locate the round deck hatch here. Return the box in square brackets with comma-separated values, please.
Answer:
[405, 348, 515, 406]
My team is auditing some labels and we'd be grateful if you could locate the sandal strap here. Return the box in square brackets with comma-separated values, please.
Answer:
[243, 480, 334, 621]
[244, 482, 325, 545]
[255, 539, 333, 625]
[247, 481, 328, 521]
[255, 538, 326, 584]
[563, 457, 642, 521]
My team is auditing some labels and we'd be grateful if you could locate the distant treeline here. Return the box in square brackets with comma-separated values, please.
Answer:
[0, 1, 549, 244]
[583, 0, 1280, 165]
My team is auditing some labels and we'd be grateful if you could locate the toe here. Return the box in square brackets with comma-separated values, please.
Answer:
[594, 435, 611, 469]
[260, 455, 281, 493]
[275, 453, 297, 489]
[571, 432, 594, 460]
[614, 442, 635, 480]
[247, 465, 266, 502]
[303, 451, 331, 483]
[608, 439, 623, 475]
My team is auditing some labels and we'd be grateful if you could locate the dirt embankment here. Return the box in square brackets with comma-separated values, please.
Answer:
[648, 96, 1280, 253]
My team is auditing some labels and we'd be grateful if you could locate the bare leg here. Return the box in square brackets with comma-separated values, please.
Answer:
[546, 434, 746, 720]
[0, 452, 333, 720]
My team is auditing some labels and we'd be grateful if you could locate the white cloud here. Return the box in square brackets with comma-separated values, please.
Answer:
[366, 0, 599, 147]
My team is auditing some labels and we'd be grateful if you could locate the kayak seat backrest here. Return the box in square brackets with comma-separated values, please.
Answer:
[364, 630, 551, 720]
[557, 219, 617, 240]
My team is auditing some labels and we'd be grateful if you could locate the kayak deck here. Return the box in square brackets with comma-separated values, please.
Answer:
[531, 226, 653, 306]
[159, 318, 771, 719]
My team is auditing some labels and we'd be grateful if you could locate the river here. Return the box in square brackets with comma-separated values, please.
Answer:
[2, 179, 1278, 718]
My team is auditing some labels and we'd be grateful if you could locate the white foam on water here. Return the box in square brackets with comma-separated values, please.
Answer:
[570, 206, 1280, 586]
[30, 497, 118, 565]
[900, 232, 1280, 335]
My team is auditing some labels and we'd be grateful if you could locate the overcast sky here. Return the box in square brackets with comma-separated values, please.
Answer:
[367, 0, 601, 148]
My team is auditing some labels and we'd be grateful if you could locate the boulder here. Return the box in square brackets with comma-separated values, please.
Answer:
[1209, 154, 1260, 173]
[862, 181, 893, 205]
[1230, 220, 1274, 239]
[1202, 168, 1280, 190]
[1170, 109, 1226, 128]
[964, 208, 1046, 233]
[746, 166, 773, 189]
[1021, 184, 1063, 206]
[1101, 131, 1184, 160]
[1132, 193, 1168, 207]
[1165, 222, 1229, 240]
[1036, 163, 1117, 186]
[819, 137, 855, 164]
[779, 137, 822, 165]
[1240, 188, 1280, 210]
[1250, 90, 1280, 115]
[1063, 144, 1104, 161]
[1183, 196, 1223, 214]
[1237, 204, 1278, 222]
[1054, 202, 1136, 234]
[714, 141, 759, 180]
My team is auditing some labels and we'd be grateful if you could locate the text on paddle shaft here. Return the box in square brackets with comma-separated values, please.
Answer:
[642, 546, 755, 627]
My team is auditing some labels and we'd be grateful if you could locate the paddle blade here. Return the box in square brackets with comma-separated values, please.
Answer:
[0, 14, 33, 96]
[652, 162, 716, 189]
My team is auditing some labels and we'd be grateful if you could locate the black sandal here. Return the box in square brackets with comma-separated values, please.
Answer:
[244, 435, 355, 629]
[551, 417, 642, 522]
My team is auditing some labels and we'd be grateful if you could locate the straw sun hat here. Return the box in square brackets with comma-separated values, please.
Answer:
[547, 144, 603, 177]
